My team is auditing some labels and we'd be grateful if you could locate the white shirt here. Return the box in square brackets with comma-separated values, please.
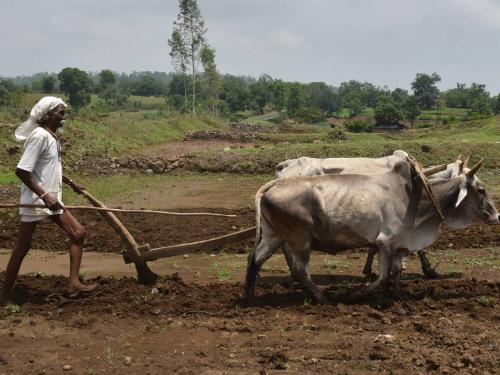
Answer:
[17, 127, 63, 216]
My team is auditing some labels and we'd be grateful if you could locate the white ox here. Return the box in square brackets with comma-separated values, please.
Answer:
[245, 158, 498, 303]
[275, 152, 459, 278]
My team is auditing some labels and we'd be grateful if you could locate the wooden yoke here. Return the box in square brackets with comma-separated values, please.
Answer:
[81, 190, 159, 285]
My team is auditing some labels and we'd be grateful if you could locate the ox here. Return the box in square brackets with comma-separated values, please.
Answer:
[275, 152, 459, 278]
[245, 158, 498, 303]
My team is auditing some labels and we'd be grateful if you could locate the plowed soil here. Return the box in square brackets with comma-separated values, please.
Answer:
[1, 184, 499, 374]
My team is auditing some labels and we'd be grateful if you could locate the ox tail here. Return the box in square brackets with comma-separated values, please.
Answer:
[254, 179, 280, 248]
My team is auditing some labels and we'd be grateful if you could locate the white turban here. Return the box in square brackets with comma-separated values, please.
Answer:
[14, 96, 67, 142]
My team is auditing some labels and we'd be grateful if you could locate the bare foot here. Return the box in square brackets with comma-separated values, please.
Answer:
[66, 282, 97, 298]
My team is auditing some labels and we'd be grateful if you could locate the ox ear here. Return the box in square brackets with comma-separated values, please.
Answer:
[455, 186, 468, 208]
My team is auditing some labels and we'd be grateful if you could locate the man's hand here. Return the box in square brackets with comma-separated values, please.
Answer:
[41, 194, 64, 212]
[69, 180, 85, 195]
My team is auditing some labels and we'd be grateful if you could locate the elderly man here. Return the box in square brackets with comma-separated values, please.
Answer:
[0, 96, 96, 306]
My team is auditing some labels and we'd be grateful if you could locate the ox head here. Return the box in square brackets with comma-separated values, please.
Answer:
[446, 158, 499, 228]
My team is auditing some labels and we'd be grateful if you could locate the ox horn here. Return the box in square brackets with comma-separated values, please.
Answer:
[466, 158, 484, 177]
[423, 164, 447, 177]
[463, 154, 472, 169]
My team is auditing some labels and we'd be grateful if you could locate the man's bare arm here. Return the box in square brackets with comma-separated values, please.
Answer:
[16, 168, 63, 211]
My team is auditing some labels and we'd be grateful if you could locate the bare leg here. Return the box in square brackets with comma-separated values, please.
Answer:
[0, 221, 38, 305]
[418, 250, 439, 279]
[363, 248, 377, 278]
[50, 211, 96, 295]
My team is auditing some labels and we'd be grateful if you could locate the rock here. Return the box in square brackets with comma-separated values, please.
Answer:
[117, 157, 129, 167]
[171, 161, 179, 168]
[309, 357, 319, 364]
[145, 169, 153, 175]
[152, 162, 165, 174]
[374, 334, 395, 343]
[129, 160, 138, 169]
[62, 365, 72, 371]
[124, 356, 133, 366]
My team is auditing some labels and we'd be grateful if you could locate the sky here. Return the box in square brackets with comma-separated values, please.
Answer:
[2, 0, 500, 92]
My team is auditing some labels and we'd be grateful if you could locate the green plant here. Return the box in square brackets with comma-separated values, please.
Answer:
[345, 120, 374, 133]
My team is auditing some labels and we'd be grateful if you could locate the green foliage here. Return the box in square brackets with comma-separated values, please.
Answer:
[220, 75, 251, 113]
[172, 0, 207, 115]
[344, 98, 364, 118]
[295, 106, 325, 124]
[200, 44, 220, 117]
[286, 82, 307, 118]
[374, 95, 403, 123]
[327, 127, 349, 142]
[411, 72, 441, 109]
[403, 95, 421, 126]
[41, 76, 56, 93]
[58, 67, 93, 109]
[249, 74, 273, 114]
[306, 81, 340, 115]
[345, 120, 374, 133]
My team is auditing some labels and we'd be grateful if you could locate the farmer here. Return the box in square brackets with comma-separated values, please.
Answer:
[0, 96, 96, 306]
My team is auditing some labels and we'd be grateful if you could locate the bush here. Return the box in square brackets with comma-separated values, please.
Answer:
[345, 120, 374, 133]
[295, 106, 325, 124]
[327, 127, 350, 142]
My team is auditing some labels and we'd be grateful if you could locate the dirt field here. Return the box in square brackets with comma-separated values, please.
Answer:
[1, 175, 499, 374]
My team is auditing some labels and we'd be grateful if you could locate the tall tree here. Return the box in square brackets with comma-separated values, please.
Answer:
[168, 28, 189, 112]
[286, 82, 306, 118]
[411, 72, 441, 109]
[58, 67, 93, 109]
[172, 0, 207, 116]
[200, 44, 220, 117]
[249, 74, 273, 114]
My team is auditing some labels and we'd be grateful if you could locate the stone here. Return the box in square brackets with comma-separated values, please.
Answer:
[145, 169, 153, 174]
[124, 356, 133, 366]
[152, 162, 165, 174]
[62, 365, 72, 371]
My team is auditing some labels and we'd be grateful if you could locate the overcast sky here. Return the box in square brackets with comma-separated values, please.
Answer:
[2, 0, 500, 92]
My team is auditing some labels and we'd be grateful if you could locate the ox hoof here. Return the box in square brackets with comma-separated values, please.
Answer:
[422, 267, 439, 279]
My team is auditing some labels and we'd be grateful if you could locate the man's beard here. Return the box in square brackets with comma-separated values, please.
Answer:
[56, 120, 65, 136]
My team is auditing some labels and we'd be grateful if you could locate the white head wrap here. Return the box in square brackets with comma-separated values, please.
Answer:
[14, 96, 67, 142]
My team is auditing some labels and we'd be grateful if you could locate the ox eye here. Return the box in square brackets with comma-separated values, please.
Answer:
[478, 188, 485, 194]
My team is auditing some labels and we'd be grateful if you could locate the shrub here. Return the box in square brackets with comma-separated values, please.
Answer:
[327, 127, 350, 142]
[345, 120, 373, 133]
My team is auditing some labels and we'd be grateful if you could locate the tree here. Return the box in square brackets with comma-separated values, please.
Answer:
[494, 94, 500, 115]
[269, 79, 287, 112]
[374, 96, 403, 123]
[0, 79, 15, 105]
[403, 95, 421, 127]
[344, 97, 364, 118]
[306, 82, 340, 115]
[58, 67, 93, 109]
[200, 44, 220, 117]
[249, 74, 273, 114]
[391, 88, 408, 105]
[168, 28, 189, 112]
[411, 72, 441, 109]
[41, 76, 56, 93]
[219, 75, 251, 113]
[172, 0, 207, 116]
[286, 82, 307, 118]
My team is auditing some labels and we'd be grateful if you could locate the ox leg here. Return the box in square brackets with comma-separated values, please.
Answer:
[390, 251, 405, 298]
[362, 248, 377, 279]
[244, 225, 283, 299]
[418, 250, 439, 279]
[351, 245, 393, 301]
[287, 247, 327, 304]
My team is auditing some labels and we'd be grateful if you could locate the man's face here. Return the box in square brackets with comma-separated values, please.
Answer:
[48, 105, 66, 127]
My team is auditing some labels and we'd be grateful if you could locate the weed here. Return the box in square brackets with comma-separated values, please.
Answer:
[5, 304, 21, 318]
[477, 296, 496, 307]
[213, 262, 230, 281]
[104, 346, 121, 364]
